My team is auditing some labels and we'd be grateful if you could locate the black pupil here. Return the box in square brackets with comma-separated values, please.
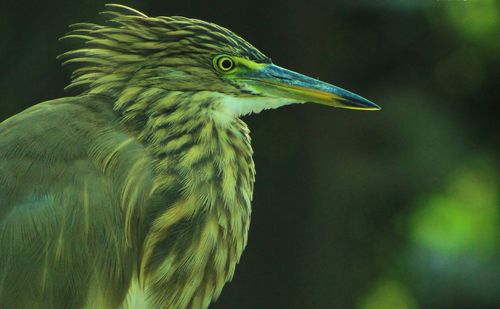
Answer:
[220, 59, 233, 70]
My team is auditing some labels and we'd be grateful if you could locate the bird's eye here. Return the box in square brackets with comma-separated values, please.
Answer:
[214, 55, 235, 72]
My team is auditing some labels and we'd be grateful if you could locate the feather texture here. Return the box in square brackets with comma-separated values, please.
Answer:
[0, 4, 260, 308]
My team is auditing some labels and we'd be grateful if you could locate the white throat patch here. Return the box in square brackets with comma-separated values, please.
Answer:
[219, 95, 300, 117]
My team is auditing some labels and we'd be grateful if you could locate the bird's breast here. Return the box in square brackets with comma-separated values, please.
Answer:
[129, 117, 255, 308]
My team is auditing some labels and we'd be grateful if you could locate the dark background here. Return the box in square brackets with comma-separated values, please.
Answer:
[1, 0, 499, 308]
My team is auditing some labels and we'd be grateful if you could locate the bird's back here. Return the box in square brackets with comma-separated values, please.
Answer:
[0, 95, 153, 308]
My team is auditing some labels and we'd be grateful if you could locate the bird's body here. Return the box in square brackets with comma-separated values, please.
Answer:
[0, 94, 252, 308]
[0, 5, 378, 308]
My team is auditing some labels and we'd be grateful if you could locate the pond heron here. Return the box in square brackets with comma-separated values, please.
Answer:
[0, 4, 379, 309]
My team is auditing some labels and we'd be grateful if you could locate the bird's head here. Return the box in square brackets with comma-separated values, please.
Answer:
[60, 4, 379, 121]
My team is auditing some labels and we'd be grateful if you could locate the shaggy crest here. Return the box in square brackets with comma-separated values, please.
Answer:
[58, 4, 270, 98]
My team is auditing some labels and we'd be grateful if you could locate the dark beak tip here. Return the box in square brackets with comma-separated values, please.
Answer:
[358, 97, 380, 110]
[342, 97, 381, 111]
[371, 102, 382, 111]
[336, 89, 380, 111]
[358, 97, 381, 110]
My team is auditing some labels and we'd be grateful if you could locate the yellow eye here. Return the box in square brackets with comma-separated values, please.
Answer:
[213, 55, 235, 72]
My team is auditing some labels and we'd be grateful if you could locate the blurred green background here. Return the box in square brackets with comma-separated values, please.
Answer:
[1, 0, 499, 308]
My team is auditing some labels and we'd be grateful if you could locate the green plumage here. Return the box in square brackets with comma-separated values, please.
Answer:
[0, 92, 253, 308]
[0, 97, 145, 308]
[0, 5, 256, 309]
[0, 4, 378, 309]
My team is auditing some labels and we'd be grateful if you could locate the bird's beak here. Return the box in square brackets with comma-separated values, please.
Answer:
[240, 64, 380, 110]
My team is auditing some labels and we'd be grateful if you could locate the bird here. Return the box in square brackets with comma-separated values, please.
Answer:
[0, 4, 380, 309]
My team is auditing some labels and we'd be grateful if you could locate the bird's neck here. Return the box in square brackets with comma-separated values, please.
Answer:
[118, 89, 255, 307]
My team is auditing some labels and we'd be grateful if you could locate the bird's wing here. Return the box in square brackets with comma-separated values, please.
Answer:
[0, 96, 154, 308]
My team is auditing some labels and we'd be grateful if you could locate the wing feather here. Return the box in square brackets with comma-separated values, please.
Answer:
[0, 96, 153, 308]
